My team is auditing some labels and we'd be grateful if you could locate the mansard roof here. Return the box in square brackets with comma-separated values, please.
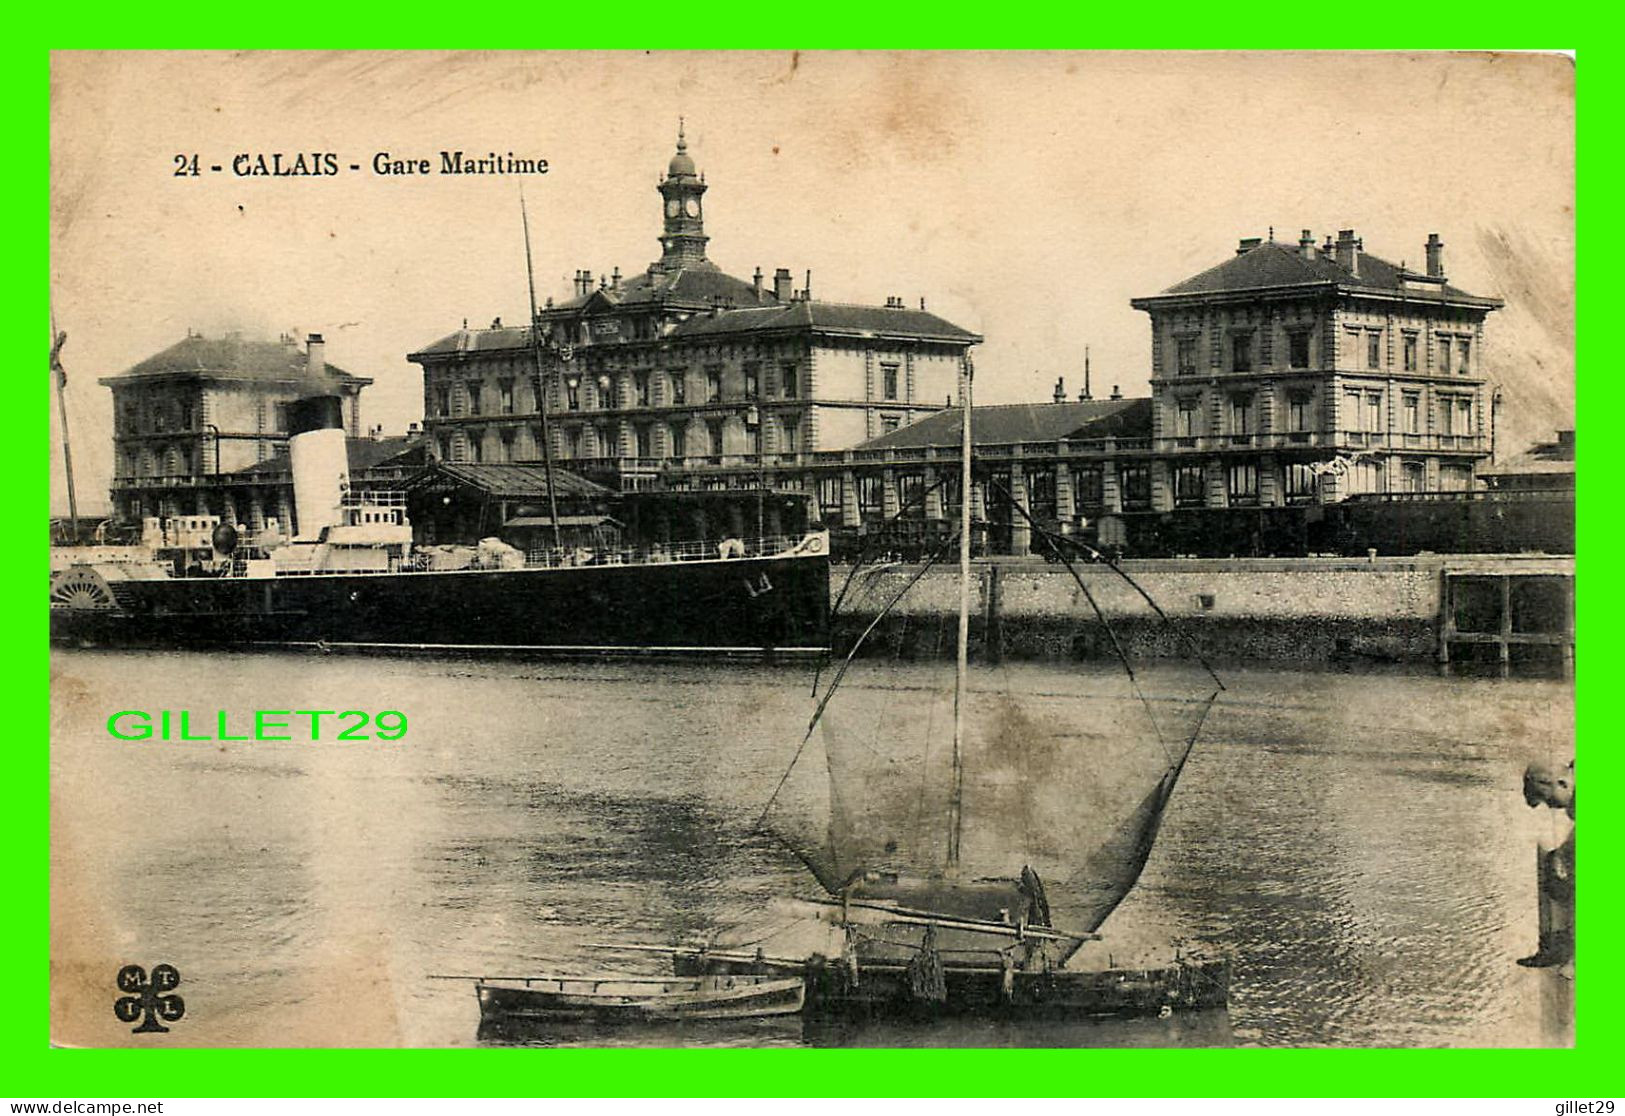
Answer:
[671, 299, 980, 344]
[103, 334, 370, 385]
[856, 397, 1149, 451]
[1134, 240, 1501, 308]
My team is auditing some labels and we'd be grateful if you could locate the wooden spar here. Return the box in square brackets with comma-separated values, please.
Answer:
[50, 315, 79, 542]
[947, 353, 973, 868]
[808, 896, 1098, 942]
[520, 186, 564, 552]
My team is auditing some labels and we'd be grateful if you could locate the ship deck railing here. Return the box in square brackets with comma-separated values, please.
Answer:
[521, 534, 811, 570]
[217, 533, 821, 578]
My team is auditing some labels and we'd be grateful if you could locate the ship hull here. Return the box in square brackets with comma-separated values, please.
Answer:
[50, 550, 830, 656]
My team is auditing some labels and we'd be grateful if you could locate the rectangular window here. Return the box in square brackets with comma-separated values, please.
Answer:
[435, 385, 452, 417]
[1120, 465, 1152, 512]
[1366, 331, 1382, 370]
[668, 423, 686, 459]
[566, 428, 584, 459]
[499, 428, 516, 462]
[898, 472, 925, 517]
[1403, 461, 1426, 493]
[437, 435, 453, 461]
[1440, 464, 1472, 492]
[858, 475, 884, 516]
[1176, 398, 1199, 438]
[1457, 338, 1471, 375]
[707, 418, 725, 457]
[780, 417, 798, 454]
[1440, 397, 1456, 436]
[882, 362, 900, 401]
[1344, 389, 1363, 432]
[1439, 336, 1453, 374]
[1227, 461, 1259, 507]
[1403, 333, 1418, 372]
[706, 367, 722, 403]
[1177, 337, 1198, 376]
[781, 362, 798, 399]
[1454, 396, 1473, 436]
[670, 371, 687, 406]
[1284, 463, 1318, 504]
[467, 383, 482, 416]
[1403, 393, 1420, 434]
[1074, 465, 1104, 511]
[1288, 331, 1311, 370]
[1174, 464, 1205, 508]
[499, 380, 515, 415]
[635, 424, 652, 459]
[1231, 333, 1253, 373]
[818, 476, 843, 519]
[634, 371, 651, 407]
[743, 363, 759, 401]
[565, 378, 581, 411]
[881, 415, 901, 434]
[469, 435, 484, 463]
[1230, 394, 1252, 436]
[1365, 392, 1383, 434]
[1288, 394, 1311, 432]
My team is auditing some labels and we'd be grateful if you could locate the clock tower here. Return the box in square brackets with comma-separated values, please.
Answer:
[656, 120, 709, 270]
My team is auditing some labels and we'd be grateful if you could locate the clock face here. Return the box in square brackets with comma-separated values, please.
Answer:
[665, 198, 681, 218]
[684, 197, 701, 218]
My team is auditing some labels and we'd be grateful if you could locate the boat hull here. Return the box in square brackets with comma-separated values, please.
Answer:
[673, 953, 1229, 1022]
[474, 974, 807, 1026]
[50, 550, 830, 655]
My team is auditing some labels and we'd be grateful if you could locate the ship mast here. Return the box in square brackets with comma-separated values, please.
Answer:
[520, 187, 564, 552]
[947, 353, 973, 869]
[50, 312, 80, 543]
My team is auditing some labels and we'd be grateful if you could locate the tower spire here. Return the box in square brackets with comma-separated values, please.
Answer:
[656, 122, 708, 270]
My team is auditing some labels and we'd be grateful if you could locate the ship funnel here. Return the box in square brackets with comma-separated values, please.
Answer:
[287, 395, 349, 540]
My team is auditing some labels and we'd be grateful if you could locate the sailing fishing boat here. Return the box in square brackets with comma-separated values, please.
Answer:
[669, 354, 1230, 1019]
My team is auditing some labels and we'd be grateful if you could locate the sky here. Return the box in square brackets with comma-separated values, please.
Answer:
[49, 51, 1575, 516]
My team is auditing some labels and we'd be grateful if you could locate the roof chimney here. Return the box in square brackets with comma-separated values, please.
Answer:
[1053, 376, 1066, 404]
[1080, 345, 1093, 401]
[1110, 384, 1123, 400]
[305, 333, 326, 378]
[611, 266, 622, 291]
[804, 269, 813, 301]
[1334, 229, 1361, 275]
[1299, 229, 1315, 259]
[753, 266, 763, 295]
[1425, 232, 1445, 278]
[583, 269, 594, 294]
[773, 267, 792, 301]
[1237, 236, 1263, 256]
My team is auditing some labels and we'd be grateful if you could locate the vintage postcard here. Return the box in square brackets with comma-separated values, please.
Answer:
[49, 50, 1574, 1049]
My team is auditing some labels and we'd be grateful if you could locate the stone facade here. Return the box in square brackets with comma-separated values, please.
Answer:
[406, 130, 980, 523]
[1131, 229, 1502, 511]
[99, 332, 371, 524]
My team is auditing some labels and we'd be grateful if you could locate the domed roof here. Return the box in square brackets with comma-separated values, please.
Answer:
[667, 121, 696, 177]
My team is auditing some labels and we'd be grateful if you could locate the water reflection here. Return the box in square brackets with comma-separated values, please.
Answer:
[51, 650, 1573, 1047]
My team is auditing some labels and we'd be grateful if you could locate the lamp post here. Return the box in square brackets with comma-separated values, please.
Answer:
[742, 403, 764, 544]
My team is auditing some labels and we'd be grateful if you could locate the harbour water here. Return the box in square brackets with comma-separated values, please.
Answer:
[50, 650, 1574, 1048]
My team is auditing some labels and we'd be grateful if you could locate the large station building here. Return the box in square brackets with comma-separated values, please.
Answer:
[407, 126, 982, 521]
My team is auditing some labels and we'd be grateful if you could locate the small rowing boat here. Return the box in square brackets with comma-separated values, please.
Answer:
[457, 973, 807, 1025]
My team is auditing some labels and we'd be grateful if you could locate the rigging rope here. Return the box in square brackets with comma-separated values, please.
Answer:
[756, 528, 961, 833]
[990, 480, 1190, 767]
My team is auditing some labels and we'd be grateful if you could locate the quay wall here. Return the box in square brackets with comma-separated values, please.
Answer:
[829, 554, 1575, 665]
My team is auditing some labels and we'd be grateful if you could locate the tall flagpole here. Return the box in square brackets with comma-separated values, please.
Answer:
[520, 186, 564, 553]
[947, 352, 973, 869]
[50, 312, 80, 542]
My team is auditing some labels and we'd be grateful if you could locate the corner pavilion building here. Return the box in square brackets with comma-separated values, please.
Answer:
[407, 127, 981, 539]
[1130, 228, 1501, 511]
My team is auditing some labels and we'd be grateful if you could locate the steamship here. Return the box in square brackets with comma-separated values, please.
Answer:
[50, 395, 832, 656]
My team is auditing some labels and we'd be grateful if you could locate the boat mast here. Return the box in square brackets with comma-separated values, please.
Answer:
[520, 187, 564, 553]
[947, 353, 973, 869]
[50, 313, 80, 543]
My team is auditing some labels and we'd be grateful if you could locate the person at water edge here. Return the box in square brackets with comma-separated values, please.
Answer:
[1517, 756, 1574, 969]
